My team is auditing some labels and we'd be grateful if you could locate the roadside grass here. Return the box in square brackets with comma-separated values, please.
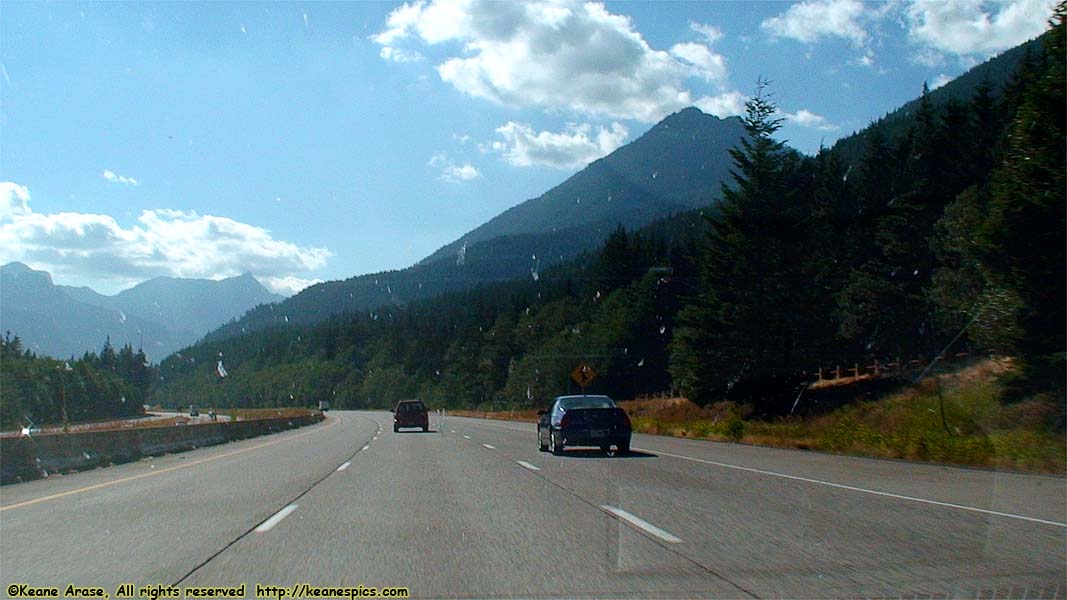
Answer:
[629, 360, 1065, 475]
[450, 359, 1065, 475]
[447, 409, 540, 423]
[222, 407, 317, 420]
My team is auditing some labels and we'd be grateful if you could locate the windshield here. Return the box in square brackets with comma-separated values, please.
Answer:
[1, 2, 1064, 599]
[559, 397, 616, 410]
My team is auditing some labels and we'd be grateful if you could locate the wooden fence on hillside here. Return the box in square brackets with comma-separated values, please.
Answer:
[811, 352, 973, 388]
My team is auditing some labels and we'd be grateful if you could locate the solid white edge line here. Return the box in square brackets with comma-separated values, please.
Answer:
[516, 460, 541, 471]
[482, 444, 496, 449]
[255, 504, 298, 533]
[336, 461, 351, 472]
[637, 447, 1067, 528]
[601, 505, 682, 543]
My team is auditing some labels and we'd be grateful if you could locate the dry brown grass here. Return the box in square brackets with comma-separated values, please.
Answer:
[225, 407, 317, 420]
[441, 359, 1064, 474]
[447, 409, 541, 423]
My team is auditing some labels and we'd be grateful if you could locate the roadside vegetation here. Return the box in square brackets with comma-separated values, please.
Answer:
[647, 360, 1064, 474]
[455, 359, 1065, 475]
[0, 332, 149, 430]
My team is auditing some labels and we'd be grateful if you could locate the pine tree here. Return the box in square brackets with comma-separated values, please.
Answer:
[671, 81, 811, 407]
[981, 3, 1065, 396]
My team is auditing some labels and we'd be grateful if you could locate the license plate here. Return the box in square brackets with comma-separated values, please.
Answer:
[588, 429, 607, 437]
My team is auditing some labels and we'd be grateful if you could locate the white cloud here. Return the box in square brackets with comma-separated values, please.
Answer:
[429, 152, 482, 182]
[102, 170, 139, 186]
[379, 46, 425, 63]
[492, 121, 629, 170]
[260, 275, 322, 296]
[781, 108, 840, 131]
[0, 182, 31, 221]
[689, 21, 724, 44]
[373, 0, 729, 123]
[669, 42, 727, 83]
[911, 45, 946, 67]
[850, 49, 876, 67]
[0, 183, 330, 293]
[694, 91, 748, 119]
[906, 0, 1055, 57]
[930, 73, 953, 89]
[761, 0, 870, 46]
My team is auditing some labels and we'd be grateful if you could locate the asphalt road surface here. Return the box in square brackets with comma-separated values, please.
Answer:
[1, 411, 1063, 598]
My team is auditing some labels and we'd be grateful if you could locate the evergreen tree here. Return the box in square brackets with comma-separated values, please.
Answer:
[671, 81, 812, 407]
[981, 3, 1065, 395]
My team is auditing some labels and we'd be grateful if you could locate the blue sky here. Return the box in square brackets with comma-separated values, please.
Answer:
[0, 0, 1054, 295]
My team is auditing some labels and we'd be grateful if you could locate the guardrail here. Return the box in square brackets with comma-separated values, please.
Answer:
[0, 413, 324, 485]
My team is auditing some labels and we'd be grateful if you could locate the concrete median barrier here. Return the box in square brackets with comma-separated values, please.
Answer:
[0, 413, 324, 484]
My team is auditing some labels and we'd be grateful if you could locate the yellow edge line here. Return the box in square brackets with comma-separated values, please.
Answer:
[0, 416, 339, 512]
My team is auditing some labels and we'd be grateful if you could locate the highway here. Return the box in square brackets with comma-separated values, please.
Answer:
[1, 411, 1063, 598]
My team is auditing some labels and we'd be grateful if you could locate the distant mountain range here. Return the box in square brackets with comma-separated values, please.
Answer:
[1, 262, 281, 360]
[206, 108, 746, 339]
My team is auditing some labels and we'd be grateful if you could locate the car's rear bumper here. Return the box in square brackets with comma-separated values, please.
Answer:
[560, 427, 630, 447]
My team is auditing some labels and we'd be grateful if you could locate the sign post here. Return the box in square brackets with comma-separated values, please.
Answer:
[570, 362, 598, 395]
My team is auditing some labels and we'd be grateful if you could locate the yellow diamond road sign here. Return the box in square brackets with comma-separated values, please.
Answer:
[571, 362, 597, 389]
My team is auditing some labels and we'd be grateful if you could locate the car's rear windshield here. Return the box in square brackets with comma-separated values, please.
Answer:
[559, 397, 616, 410]
[397, 402, 425, 412]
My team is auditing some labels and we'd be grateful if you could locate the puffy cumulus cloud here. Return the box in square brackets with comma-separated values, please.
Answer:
[443, 163, 481, 182]
[694, 91, 748, 119]
[781, 108, 840, 131]
[0, 183, 330, 292]
[491, 121, 629, 170]
[373, 0, 730, 122]
[379, 46, 425, 63]
[669, 42, 727, 82]
[905, 0, 1055, 58]
[102, 170, 139, 186]
[428, 152, 482, 182]
[761, 0, 870, 46]
[259, 275, 322, 296]
[689, 21, 724, 44]
[0, 182, 31, 220]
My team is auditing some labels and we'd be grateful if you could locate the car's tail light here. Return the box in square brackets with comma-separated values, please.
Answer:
[621, 410, 631, 429]
[560, 413, 572, 428]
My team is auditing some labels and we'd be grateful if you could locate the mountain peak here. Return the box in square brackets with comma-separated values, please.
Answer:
[657, 106, 730, 129]
[2, 261, 53, 285]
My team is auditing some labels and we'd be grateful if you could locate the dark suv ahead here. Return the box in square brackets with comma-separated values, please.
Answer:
[393, 400, 429, 433]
